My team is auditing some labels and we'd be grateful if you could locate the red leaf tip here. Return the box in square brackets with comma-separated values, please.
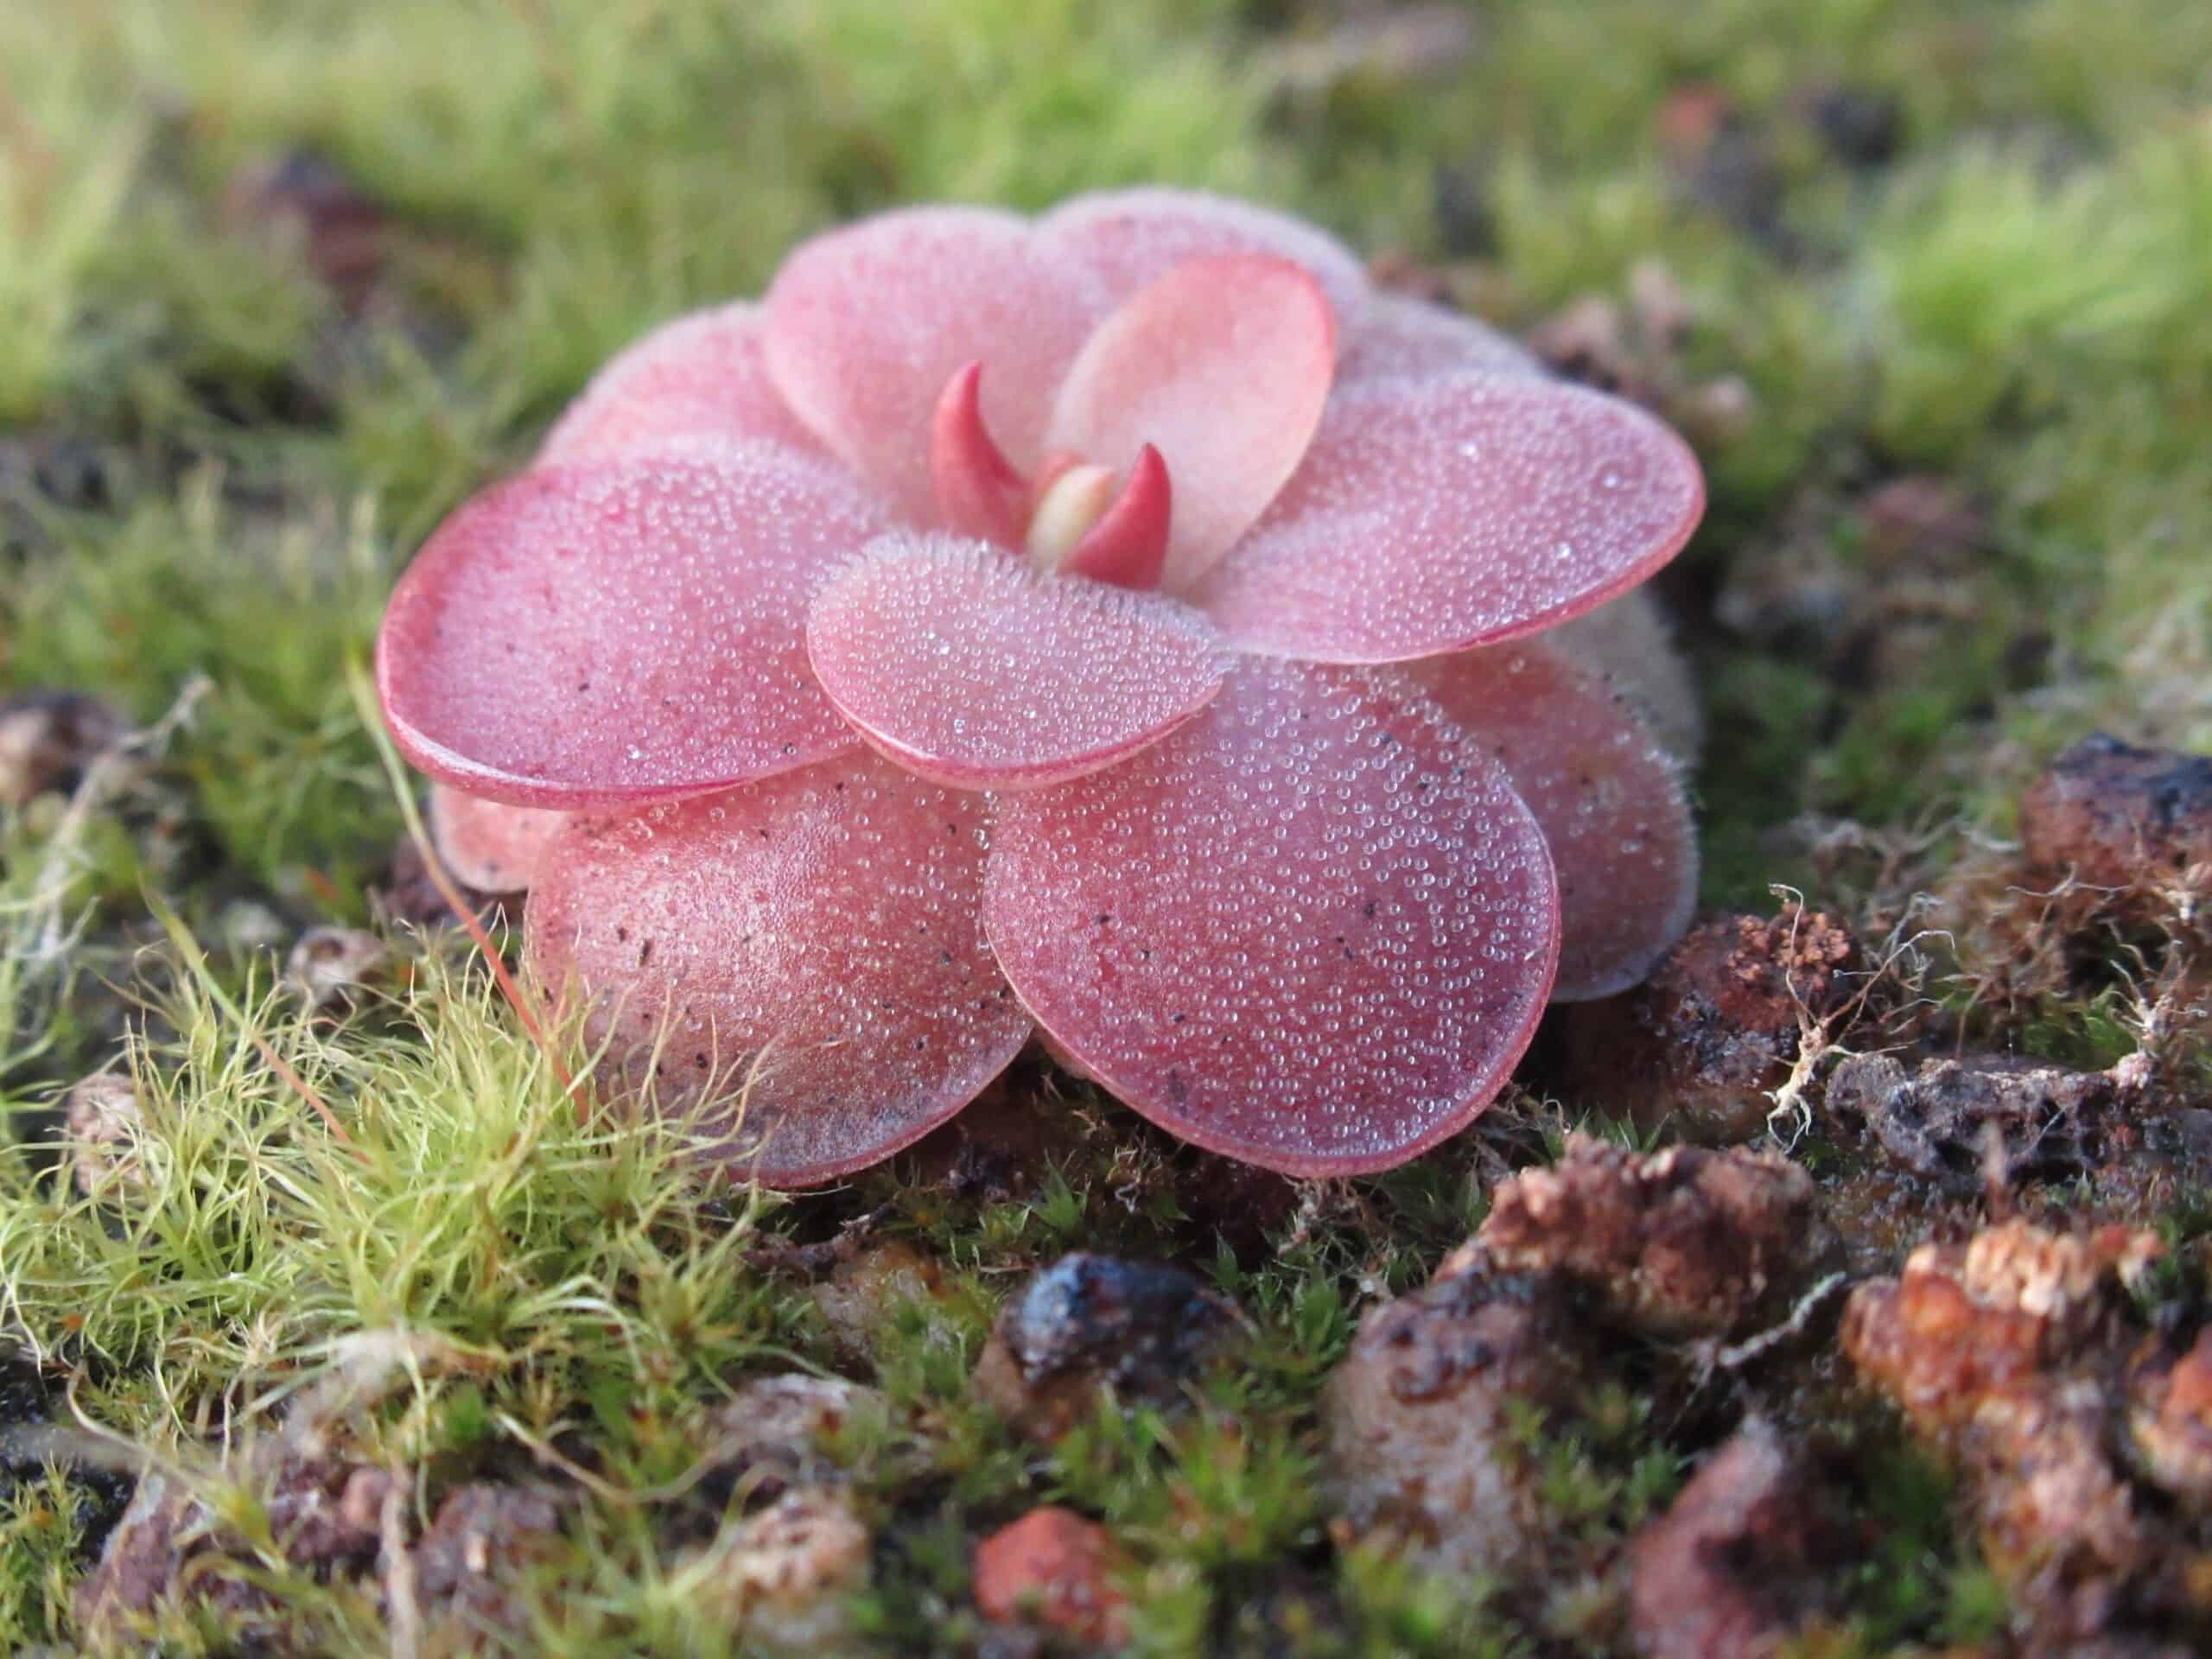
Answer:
[1059, 443, 1173, 591]
[929, 361, 1027, 545]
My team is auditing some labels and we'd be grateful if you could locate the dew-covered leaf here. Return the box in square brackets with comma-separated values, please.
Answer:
[806, 537, 1228, 791]
[1192, 372, 1704, 663]
[1408, 643, 1697, 1001]
[526, 754, 1031, 1186]
[984, 658, 1558, 1175]
[377, 447, 887, 808]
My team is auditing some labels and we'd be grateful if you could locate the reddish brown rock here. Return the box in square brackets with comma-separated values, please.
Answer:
[2127, 1327, 2212, 1505]
[1626, 1418, 1849, 1659]
[2019, 734, 2212, 917]
[1555, 907, 1868, 1142]
[1468, 1135, 1828, 1339]
[1841, 1222, 2202, 1640]
[972, 1253, 1242, 1443]
[972, 1506, 1129, 1648]
[1844, 1222, 2161, 1424]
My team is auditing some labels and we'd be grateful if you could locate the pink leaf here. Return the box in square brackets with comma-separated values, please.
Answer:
[1039, 186, 1369, 328]
[377, 447, 889, 808]
[1046, 254, 1336, 591]
[428, 785, 569, 893]
[1192, 372, 1705, 662]
[805, 537, 1228, 791]
[984, 658, 1558, 1176]
[762, 207, 1101, 524]
[537, 302, 824, 466]
[1336, 292, 1541, 390]
[525, 754, 1031, 1187]
[1406, 644, 1697, 1000]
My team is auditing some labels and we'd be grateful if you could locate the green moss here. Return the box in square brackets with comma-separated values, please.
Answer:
[0, 1466, 84, 1650]
[2, 478, 399, 905]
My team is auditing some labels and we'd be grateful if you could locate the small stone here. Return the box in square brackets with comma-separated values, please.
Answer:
[1859, 474, 1988, 566]
[972, 1253, 1242, 1443]
[1470, 1134, 1829, 1339]
[1530, 296, 1632, 394]
[1555, 906, 1867, 1142]
[73, 1472, 201, 1635]
[702, 1374, 887, 1497]
[0, 690, 129, 808]
[75, 1446, 389, 1638]
[221, 149, 390, 311]
[972, 1506, 1129, 1648]
[1805, 84, 1903, 168]
[1627, 260, 1692, 349]
[411, 1482, 570, 1637]
[810, 1241, 951, 1368]
[285, 925, 391, 1011]
[1626, 1418, 1848, 1659]
[1825, 1052, 2126, 1194]
[694, 1489, 870, 1653]
[1654, 84, 1734, 162]
[65, 1072, 150, 1197]
[217, 899, 292, 955]
[2019, 734, 2212, 916]
[1320, 1256, 1594, 1583]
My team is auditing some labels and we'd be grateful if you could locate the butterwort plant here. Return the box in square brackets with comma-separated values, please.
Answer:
[376, 189, 1705, 1183]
